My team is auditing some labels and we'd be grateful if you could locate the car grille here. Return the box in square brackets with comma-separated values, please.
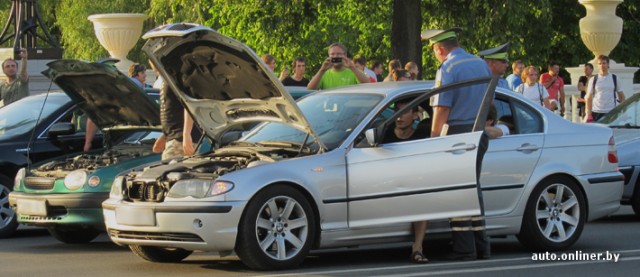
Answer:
[108, 230, 204, 242]
[125, 180, 168, 202]
[24, 177, 55, 190]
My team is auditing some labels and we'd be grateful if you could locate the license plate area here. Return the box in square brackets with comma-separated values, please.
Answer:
[115, 207, 156, 226]
[17, 199, 47, 216]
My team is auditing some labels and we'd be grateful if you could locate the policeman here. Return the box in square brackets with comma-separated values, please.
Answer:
[421, 27, 491, 136]
[478, 42, 511, 90]
[421, 27, 491, 261]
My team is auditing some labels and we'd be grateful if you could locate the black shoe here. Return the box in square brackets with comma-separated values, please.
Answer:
[477, 253, 490, 260]
[442, 253, 476, 261]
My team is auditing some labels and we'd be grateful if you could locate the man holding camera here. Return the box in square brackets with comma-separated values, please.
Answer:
[307, 42, 370, 90]
[0, 48, 29, 107]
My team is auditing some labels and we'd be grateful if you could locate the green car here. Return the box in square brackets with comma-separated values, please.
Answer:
[9, 59, 163, 243]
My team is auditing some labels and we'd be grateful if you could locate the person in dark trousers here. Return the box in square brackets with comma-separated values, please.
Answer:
[422, 27, 491, 261]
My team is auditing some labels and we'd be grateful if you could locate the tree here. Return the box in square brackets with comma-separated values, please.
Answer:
[391, 0, 422, 79]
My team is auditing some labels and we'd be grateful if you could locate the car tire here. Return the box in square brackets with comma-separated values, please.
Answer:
[129, 245, 193, 263]
[235, 185, 316, 270]
[517, 176, 586, 251]
[0, 174, 19, 239]
[48, 227, 101, 243]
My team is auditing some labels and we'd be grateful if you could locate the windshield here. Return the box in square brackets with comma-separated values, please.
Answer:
[599, 93, 640, 127]
[0, 94, 69, 139]
[241, 93, 382, 150]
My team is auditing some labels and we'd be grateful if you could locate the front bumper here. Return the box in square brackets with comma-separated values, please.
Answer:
[102, 199, 246, 253]
[9, 192, 108, 227]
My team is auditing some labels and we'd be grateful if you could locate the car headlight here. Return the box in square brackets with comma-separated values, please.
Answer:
[88, 176, 101, 187]
[109, 176, 124, 200]
[64, 170, 87, 190]
[14, 168, 26, 189]
[167, 179, 234, 199]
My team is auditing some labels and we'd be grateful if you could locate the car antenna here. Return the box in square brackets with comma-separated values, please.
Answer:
[26, 79, 57, 172]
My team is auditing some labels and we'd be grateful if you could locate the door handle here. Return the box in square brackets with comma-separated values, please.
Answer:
[446, 142, 477, 153]
[517, 143, 540, 152]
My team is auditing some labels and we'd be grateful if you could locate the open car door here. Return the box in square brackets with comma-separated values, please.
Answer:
[346, 77, 497, 227]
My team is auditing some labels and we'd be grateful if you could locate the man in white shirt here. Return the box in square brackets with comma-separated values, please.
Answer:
[585, 55, 625, 122]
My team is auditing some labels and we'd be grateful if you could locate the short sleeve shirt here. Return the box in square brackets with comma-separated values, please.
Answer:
[282, 76, 310, 87]
[431, 48, 492, 126]
[588, 73, 618, 113]
[515, 83, 549, 106]
[506, 74, 521, 91]
[0, 78, 29, 106]
[539, 73, 564, 101]
[318, 68, 360, 90]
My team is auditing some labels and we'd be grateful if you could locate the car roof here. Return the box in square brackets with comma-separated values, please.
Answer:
[318, 81, 435, 99]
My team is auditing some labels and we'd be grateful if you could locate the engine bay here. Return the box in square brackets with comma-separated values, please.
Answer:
[31, 145, 154, 178]
[122, 146, 303, 202]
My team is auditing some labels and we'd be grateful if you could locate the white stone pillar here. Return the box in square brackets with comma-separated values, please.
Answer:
[88, 13, 147, 73]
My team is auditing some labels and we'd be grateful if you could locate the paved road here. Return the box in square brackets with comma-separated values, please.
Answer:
[2, 207, 638, 277]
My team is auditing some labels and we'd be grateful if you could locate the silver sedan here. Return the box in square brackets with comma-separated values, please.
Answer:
[102, 23, 623, 270]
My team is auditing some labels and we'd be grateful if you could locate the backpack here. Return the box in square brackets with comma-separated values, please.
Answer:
[591, 74, 618, 104]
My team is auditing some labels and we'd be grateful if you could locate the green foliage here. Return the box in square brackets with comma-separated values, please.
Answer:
[0, 0, 637, 81]
[55, 0, 151, 62]
[204, 0, 393, 75]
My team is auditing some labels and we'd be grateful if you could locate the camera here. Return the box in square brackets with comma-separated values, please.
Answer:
[14, 48, 22, 57]
[330, 57, 342, 64]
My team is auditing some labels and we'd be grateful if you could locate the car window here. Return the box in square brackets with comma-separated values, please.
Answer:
[0, 95, 68, 139]
[241, 93, 383, 150]
[598, 93, 640, 127]
[512, 100, 543, 134]
[494, 97, 516, 134]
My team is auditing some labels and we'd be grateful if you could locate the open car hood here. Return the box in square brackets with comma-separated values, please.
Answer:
[43, 59, 161, 130]
[142, 23, 323, 149]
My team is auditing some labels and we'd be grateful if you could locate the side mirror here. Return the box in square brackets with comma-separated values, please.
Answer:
[48, 122, 75, 138]
[364, 128, 378, 147]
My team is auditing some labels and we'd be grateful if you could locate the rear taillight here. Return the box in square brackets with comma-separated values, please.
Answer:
[608, 136, 618, 163]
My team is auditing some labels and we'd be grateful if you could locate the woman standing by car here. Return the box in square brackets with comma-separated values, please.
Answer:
[515, 66, 551, 110]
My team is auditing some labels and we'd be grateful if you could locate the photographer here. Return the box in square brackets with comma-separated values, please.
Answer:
[307, 42, 370, 90]
[0, 48, 29, 107]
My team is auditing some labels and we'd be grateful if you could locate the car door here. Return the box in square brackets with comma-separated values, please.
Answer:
[345, 78, 495, 228]
[481, 95, 544, 216]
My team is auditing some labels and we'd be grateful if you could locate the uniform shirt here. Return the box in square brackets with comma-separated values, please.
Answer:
[514, 83, 549, 107]
[588, 73, 618, 113]
[539, 73, 564, 101]
[498, 78, 509, 90]
[318, 68, 360, 90]
[505, 73, 521, 91]
[0, 78, 29, 106]
[431, 48, 491, 126]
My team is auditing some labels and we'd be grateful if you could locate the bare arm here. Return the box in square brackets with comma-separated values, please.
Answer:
[430, 106, 450, 137]
[617, 91, 625, 103]
[484, 126, 504, 139]
[84, 119, 98, 151]
[307, 58, 332, 90]
[19, 48, 28, 82]
[182, 110, 195, 156]
[543, 98, 551, 110]
[585, 90, 593, 120]
[152, 133, 165, 153]
[343, 57, 370, 84]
